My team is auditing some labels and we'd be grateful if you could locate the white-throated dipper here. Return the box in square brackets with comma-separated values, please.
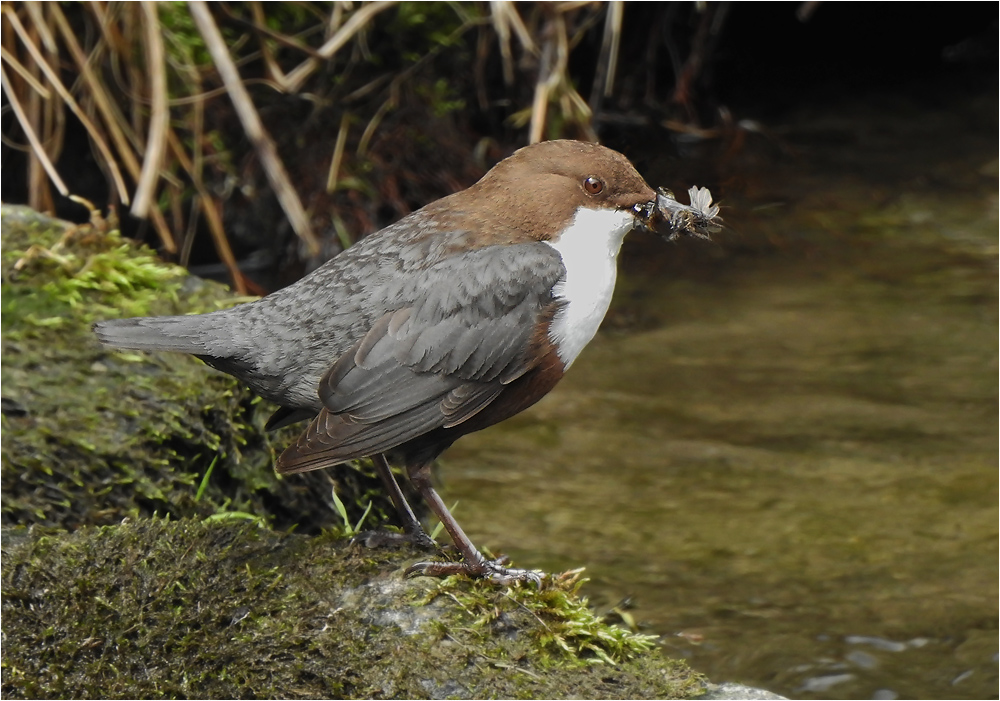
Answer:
[94, 140, 719, 584]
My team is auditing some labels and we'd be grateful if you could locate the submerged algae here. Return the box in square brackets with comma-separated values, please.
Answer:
[1, 519, 705, 699]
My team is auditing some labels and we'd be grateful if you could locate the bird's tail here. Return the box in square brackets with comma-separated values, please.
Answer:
[93, 313, 230, 355]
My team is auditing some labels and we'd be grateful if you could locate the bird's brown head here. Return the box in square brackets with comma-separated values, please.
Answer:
[428, 140, 658, 247]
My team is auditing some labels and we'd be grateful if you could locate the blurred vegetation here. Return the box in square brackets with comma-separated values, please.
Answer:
[2, 1, 733, 291]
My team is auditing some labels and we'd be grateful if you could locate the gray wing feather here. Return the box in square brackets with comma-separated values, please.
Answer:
[277, 242, 564, 473]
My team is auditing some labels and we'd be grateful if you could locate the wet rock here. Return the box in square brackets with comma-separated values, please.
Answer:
[696, 681, 787, 699]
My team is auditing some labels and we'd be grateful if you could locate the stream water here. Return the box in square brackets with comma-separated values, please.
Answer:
[436, 88, 997, 699]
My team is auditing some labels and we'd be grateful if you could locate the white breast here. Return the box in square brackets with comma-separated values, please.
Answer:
[544, 207, 637, 368]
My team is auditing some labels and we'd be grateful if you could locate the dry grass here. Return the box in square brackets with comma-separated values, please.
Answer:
[2, 2, 715, 288]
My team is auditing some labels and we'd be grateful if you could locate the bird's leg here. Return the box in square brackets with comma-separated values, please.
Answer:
[371, 453, 425, 535]
[352, 453, 435, 550]
[403, 461, 543, 586]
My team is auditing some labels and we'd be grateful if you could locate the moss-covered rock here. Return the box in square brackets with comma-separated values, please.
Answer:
[0, 204, 391, 532]
[1, 519, 704, 699]
[1, 206, 708, 698]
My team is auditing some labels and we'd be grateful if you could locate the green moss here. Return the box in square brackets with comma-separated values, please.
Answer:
[1, 520, 705, 699]
[0, 205, 393, 533]
[420, 569, 661, 668]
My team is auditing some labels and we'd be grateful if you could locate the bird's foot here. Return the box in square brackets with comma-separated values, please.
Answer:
[405, 555, 544, 587]
[352, 528, 437, 551]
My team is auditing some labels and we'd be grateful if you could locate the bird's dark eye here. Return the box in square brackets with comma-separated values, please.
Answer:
[583, 176, 604, 195]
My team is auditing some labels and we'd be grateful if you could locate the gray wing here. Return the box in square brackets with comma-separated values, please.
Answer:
[276, 242, 565, 474]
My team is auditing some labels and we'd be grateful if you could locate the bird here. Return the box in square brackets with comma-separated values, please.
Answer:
[93, 139, 719, 584]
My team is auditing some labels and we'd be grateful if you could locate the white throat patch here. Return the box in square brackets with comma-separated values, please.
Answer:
[544, 206, 637, 368]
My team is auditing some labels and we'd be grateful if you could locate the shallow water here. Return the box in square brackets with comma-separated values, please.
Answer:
[436, 91, 998, 699]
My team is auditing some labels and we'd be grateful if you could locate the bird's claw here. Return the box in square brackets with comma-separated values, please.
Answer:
[405, 558, 544, 587]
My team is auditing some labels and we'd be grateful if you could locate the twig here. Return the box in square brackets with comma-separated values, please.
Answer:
[491, 1, 515, 85]
[243, 1, 320, 94]
[492, 1, 537, 56]
[25, 48, 50, 213]
[357, 97, 395, 157]
[0, 45, 50, 97]
[199, 195, 248, 295]
[0, 64, 69, 196]
[166, 128, 247, 293]
[23, 2, 57, 53]
[529, 35, 552, 144]
[48, 4, 144, 186]
[2, 5, 130, 205]
[269, 1, 400, 94]
[316, 1, 398, 59]
[47, 2, 177, 252]
[189, 0, 320, 257]
[590, 1, 622, 108]
[131, 1, 169, 220]
[326, 112, 351, 193]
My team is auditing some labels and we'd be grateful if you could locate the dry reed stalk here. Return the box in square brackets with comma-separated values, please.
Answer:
[3, 5, 131, 206]
[130, 2, 169, 221]
[2, 0, 692, 290]
[188, 0, 320, 257]
[0, 64, 69, 198]
[166, 125, 245, 292]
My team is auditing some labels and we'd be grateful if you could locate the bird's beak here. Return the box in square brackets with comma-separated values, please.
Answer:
[633, 186, 722, 241]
